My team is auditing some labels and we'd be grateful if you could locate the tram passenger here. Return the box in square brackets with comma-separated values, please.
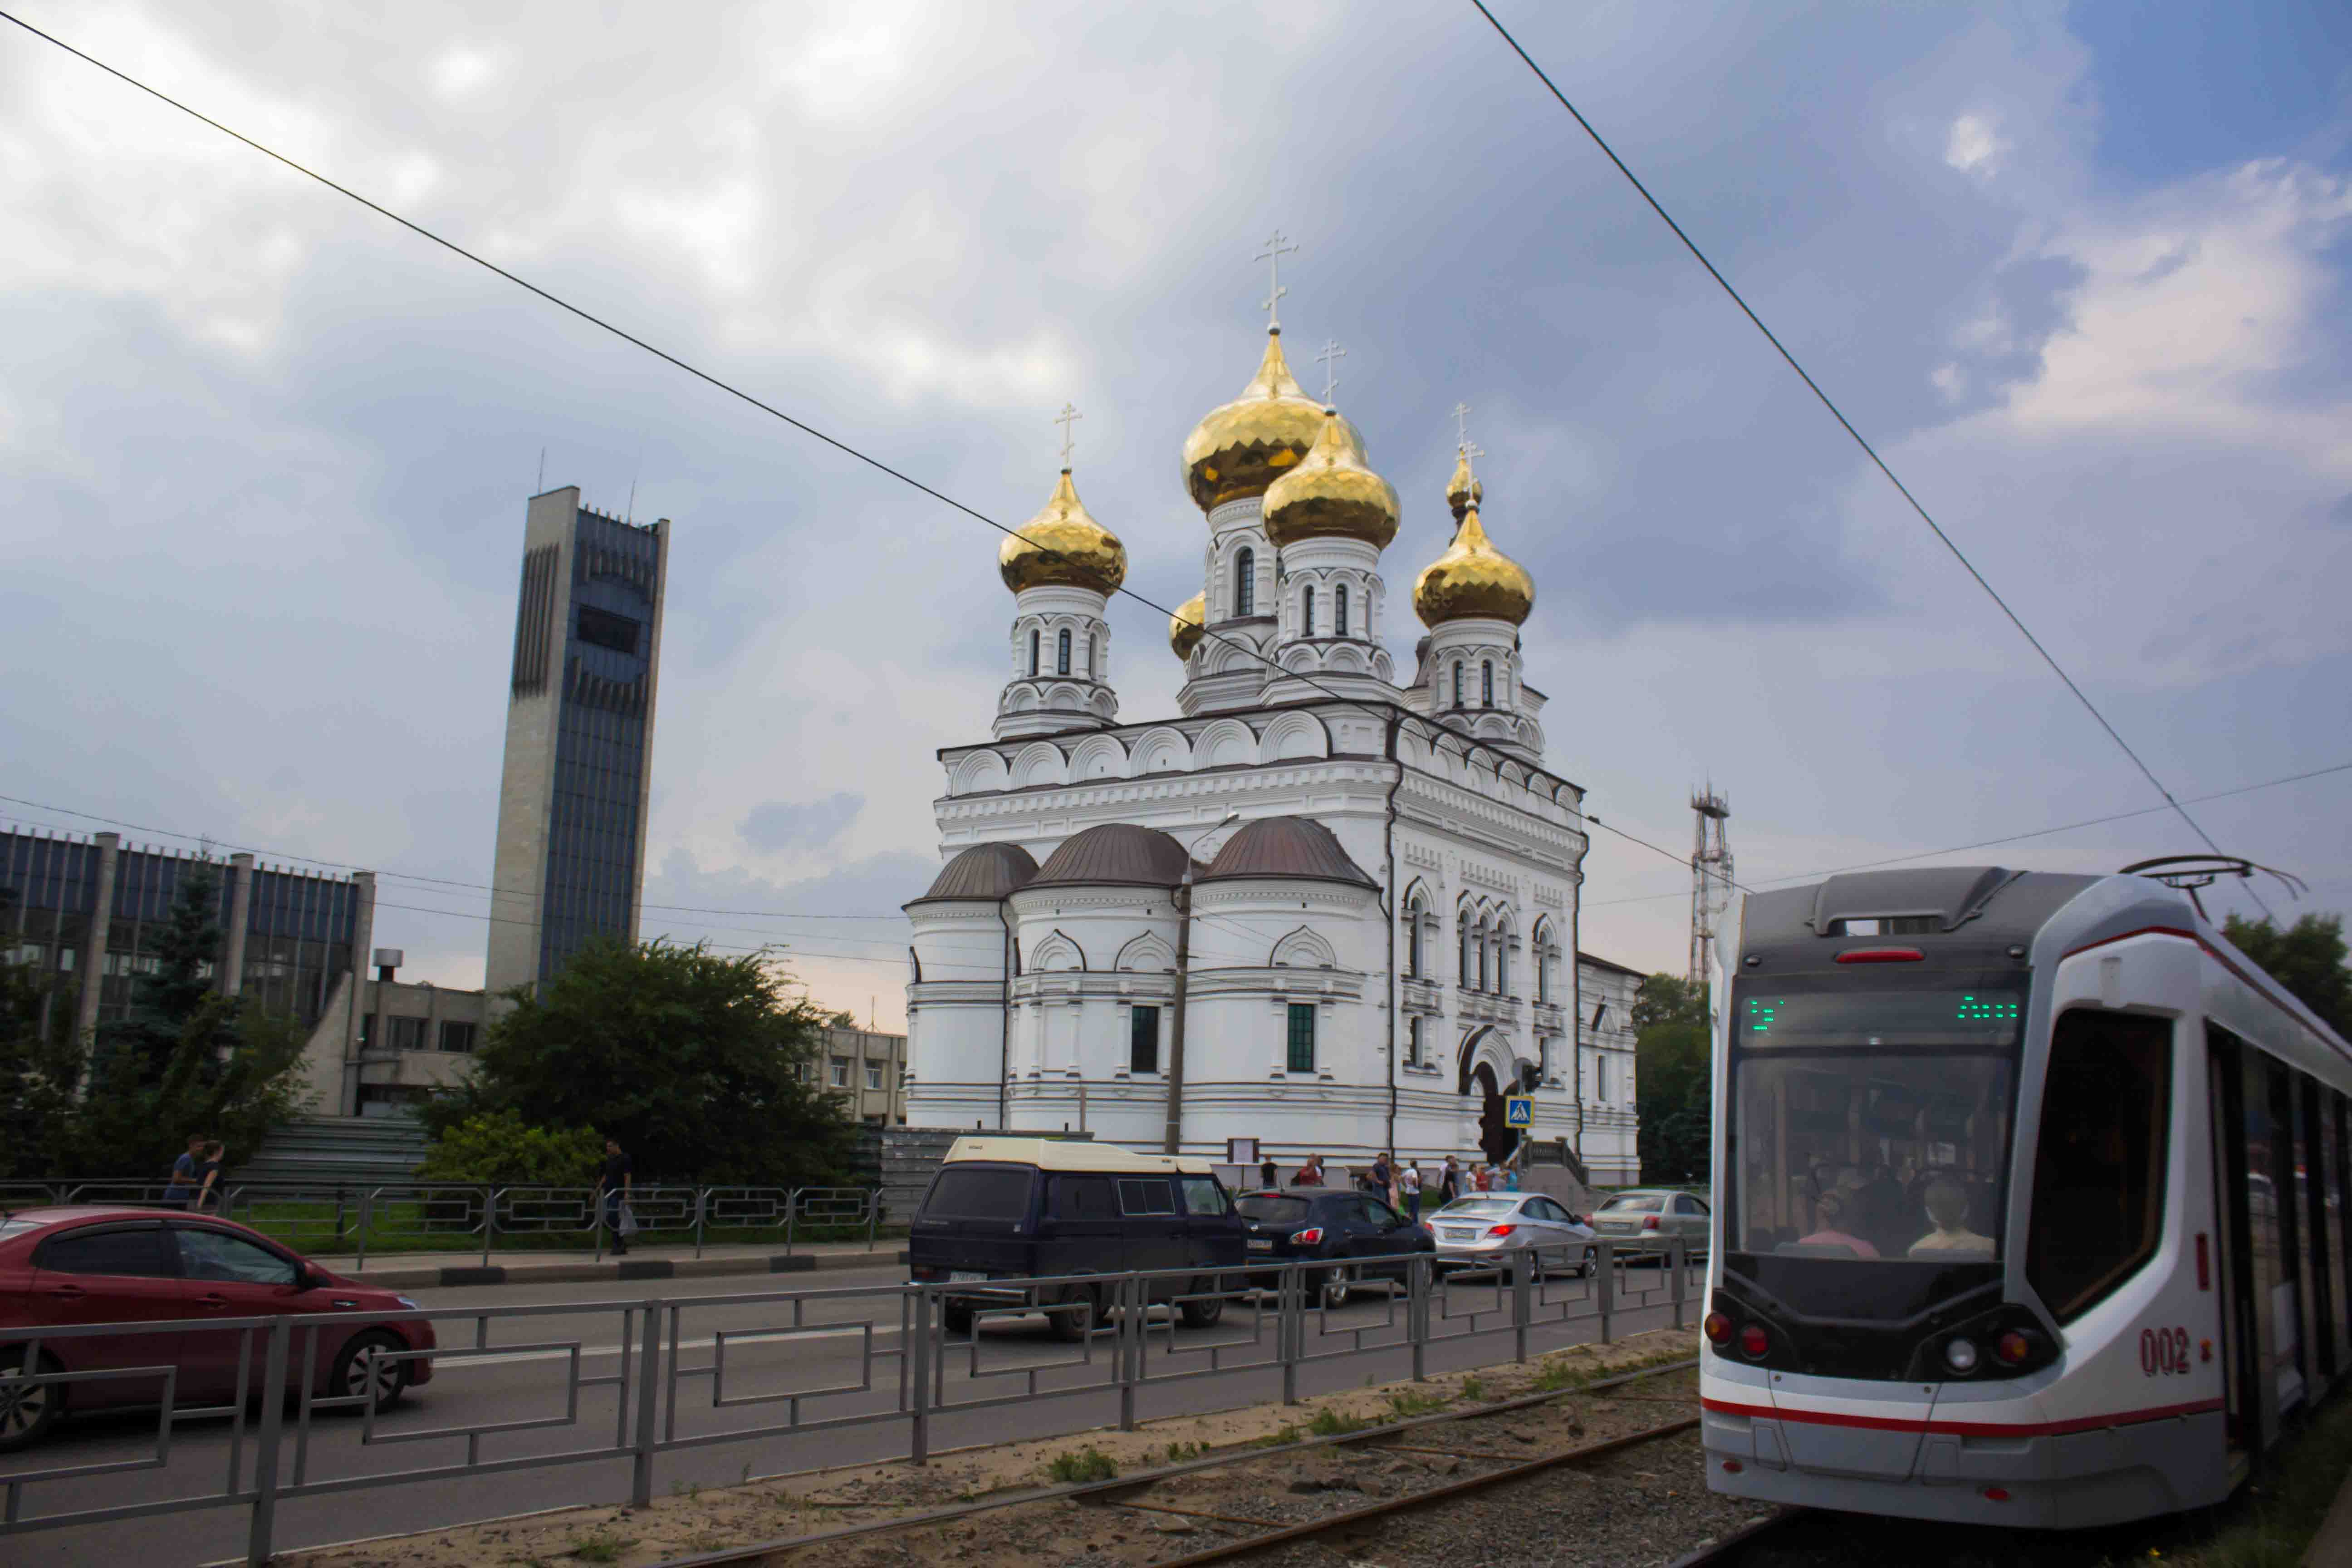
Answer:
[1795, 1190, 1880, 1258]
[1858, 1164, 1909, 1255]
[1906, 1178, 1992, 1258]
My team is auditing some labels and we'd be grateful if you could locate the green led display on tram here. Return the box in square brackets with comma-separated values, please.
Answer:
[1746, 999, 1779, 1034]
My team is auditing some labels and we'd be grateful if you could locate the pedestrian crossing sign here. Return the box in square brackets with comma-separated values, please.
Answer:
[1504, 1095, 1534, 1127]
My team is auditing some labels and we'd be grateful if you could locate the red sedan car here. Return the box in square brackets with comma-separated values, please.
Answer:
[0, 1206, 435, 1449]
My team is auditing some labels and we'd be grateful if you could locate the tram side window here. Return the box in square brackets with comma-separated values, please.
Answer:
[2025, 1009, 2171, 1323]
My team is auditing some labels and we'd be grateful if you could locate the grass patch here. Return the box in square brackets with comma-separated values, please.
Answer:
[567, 1532, 637, 1563]
[1307, 1406, 1376, 1437]
[1045, 1446, 1118, 1484]
[1386, 1388, 1453, 1419]
[1459, 1374, 1487, 1402]
[1532, 1357, 1589, 1393]
[1162, 1439, 1208, 1463]
[2168, 1394, 2352, 1567]
[1252, 1424, 1302, 1450]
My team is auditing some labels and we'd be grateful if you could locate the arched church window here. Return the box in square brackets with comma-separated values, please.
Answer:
[1496, 935, 1509, 995]
[1476, 920, 1490, 991]
[1302, 586, 1316, 637]
[1452, 663, 1464, 707]
[1482, 660, 1494, 706]
[1459, 917, 1473, 990]
[1085, 634, 1095, 679]
[1235, 548, 1255, 616]
[1335, 584, 1349, 637]
[1028, 629, 1040, 677]
[1057, 627, 1071, 675]
[1406, 902, 1422, 977]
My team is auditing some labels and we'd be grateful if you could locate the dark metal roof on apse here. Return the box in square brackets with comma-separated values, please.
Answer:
[906, 841, 1039, 905]
[1198, 816, 1378, 889]
[1027, 823, 1197, 889]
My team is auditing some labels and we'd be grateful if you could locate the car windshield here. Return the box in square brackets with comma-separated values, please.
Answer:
[1236, 1193, 1312, 1223]
[1597, 1195, 1663, 1213]
[1436, 1199, 1520, 1217]
[1727, 977, 2021, 1319]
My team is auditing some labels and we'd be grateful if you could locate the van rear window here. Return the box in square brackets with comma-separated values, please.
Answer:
[921, 1166, 1034, 1222]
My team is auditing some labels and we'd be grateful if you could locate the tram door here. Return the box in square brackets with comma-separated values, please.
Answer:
[2208, 1031, 2263, 1453]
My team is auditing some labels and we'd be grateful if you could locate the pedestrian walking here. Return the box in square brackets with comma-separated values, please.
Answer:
[1501, 1164, 1521, 1193]
[163, 1133, 207, 1210]
[1438, 1156, 1461, 1206]
[598, 1136, 635, 1255]
[196, 1141, 228, 1212]
[1365, 1151, 1392, 1202]
[1259, 1155, 1278, 1190]
[1400, 1161, 1423, 1222]
[1472, 1162, 1493, 1193]
[1290, 1154, 1325, 1187]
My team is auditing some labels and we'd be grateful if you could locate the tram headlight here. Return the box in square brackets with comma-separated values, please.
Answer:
[1703, 1311, 1733, 1345]
[1943, 1338, 1980, 1373]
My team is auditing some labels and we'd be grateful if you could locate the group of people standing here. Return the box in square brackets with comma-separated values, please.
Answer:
[1256, 1152, 1522, 1221]
[162, 1132, 230, 1211]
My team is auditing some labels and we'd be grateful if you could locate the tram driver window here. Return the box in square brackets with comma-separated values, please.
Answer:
[2025, 1009, 2171, 1323]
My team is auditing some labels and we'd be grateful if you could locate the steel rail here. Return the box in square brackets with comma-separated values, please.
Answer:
[641, 1354, 1703, 1568]
[1661, 1506, 1802, 1567]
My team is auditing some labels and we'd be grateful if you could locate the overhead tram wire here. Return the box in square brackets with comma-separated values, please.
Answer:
[1579, 756, 2352, 911]
[0, 12, 1786, 898]
[1466, 0, 2272, 921]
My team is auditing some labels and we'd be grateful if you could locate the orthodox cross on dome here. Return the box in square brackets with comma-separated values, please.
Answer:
[1451, 401, 1485, 476]
[1315, 338, 1346, 405]
[1054, 402, 1082, 468]
[1255, 229, 1298, 330]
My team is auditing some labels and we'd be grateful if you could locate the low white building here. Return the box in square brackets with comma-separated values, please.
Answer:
[903, 323, 1642, 1182]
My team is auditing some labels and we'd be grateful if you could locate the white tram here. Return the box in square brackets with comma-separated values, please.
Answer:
[1700, 866, 2352, 1527]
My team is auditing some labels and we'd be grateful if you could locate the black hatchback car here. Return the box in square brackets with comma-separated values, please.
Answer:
[1235, 1188, 1434, 1307]
[907, 1137, 1245, 1339]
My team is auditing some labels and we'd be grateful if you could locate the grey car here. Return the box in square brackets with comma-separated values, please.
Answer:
[1426, 1194, 1597, 1277]
[1588, 1189, 1710, 1256]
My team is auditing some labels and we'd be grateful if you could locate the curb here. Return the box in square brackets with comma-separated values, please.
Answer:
[345, 1250, 909, 1291]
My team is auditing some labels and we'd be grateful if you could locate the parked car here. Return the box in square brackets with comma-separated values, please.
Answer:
[906, 1138, 1245, 1340]
[1234, 1189, 1434, 1307]
[0, 1206, 436, 1451]
[1587, 1189, 1710, 1257]
[1426, 1194, 1597, 1276]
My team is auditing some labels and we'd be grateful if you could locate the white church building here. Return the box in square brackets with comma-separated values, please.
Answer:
[902, 323, 1642, 1182]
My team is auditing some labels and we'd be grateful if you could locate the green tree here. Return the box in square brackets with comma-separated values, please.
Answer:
[2223, 913, 2351, 1039]
[415, 1110, 602, 1186]
[426, 938, 854, 1185]
[66, 862, 311, 1176]
[0, 932, 84, 1180]
[1635, 972, 1712, 1184]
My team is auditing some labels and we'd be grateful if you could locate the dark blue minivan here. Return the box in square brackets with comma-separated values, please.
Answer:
[907, 1137, 1246, 1339]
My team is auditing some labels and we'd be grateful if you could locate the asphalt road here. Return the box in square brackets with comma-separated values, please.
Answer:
[2, 1259, 1697, 1566]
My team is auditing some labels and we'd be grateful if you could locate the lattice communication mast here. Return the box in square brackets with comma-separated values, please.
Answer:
[1689, 789, 1734, 989]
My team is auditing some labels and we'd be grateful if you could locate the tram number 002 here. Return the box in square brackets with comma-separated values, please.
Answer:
[2140, 1326, 2190, 1377]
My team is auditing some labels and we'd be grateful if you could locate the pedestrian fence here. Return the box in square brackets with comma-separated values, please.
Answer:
[0, 1181, 889, 1265]
[0, 1236, 1701, 1567]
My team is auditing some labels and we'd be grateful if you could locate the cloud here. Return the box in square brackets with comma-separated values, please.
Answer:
[740, 792, 864, 854]
[1945, 113, 2006, 177]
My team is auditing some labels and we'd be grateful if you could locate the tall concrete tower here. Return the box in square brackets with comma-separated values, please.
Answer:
[1689, 789, 1733, 990]
[485, 487, 669, 999]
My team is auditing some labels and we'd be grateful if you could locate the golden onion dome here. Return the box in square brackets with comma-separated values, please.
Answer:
[1262, 409, 1400, 549]
[1169, 592, 1206, 660]
[1444, 450, 1484, 519]
[1181, 329, 1366, 514]
[998, 468, 1127, 595]
[1413, 504, 1534, 627]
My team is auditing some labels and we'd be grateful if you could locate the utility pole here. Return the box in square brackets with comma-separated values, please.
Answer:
[1164, 808, 1237, 1155]
[1689, 789, 1733, 990]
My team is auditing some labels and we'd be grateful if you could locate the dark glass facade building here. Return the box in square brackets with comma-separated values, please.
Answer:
[485, 488, 669, 997]
[0, 829, 370, 1043]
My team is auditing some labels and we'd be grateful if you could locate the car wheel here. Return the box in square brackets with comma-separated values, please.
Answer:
[1578, 1247, 1596, 1279]
[0, 1349, 61, 1451]
[1179, 1294, 1224, 1329]
[1318, 1264, 1356, 1310]
[331, 1331, 410, 1415]
[1047, 1284, 1099, 1342]
[941, 1300, 975, 1336]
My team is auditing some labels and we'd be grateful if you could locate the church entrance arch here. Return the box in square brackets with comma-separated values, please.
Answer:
[1457, 1028, 1516, 1165]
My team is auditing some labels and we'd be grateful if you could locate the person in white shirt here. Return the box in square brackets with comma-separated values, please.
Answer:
[1399, 1161, 1423, 1222]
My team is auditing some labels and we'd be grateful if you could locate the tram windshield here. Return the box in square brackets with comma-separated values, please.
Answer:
[1729, 980, 2021, 1317]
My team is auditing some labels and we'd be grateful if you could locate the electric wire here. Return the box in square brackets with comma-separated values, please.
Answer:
[1466, 0, 2272, 919]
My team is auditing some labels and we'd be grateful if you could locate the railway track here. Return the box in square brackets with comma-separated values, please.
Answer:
[648, 1353, 1771, 1568]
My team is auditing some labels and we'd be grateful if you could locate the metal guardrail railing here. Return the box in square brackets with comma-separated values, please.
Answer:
[0, 1236, 1699, 1566]
[1, 1181, 889, 1265]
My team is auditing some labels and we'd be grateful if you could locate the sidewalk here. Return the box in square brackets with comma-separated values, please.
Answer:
[2308, 1457, 2352, 1567]
[319, 1238, 909, 1290]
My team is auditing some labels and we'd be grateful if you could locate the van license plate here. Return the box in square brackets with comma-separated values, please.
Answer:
[1246, 1239, 1273, 1252]
[948, 1270, 989, 1283]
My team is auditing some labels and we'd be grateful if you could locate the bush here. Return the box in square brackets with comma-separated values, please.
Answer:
[1045, 1447, 1117, 1484]
[416, 1111, 601, 1186]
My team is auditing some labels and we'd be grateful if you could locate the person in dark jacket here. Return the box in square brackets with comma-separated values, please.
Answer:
[598, 1137, 635, 1255]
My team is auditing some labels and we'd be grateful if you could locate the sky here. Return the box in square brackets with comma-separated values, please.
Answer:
[3, 0, 2348, 1030]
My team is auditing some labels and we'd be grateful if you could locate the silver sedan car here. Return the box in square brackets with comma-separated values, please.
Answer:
[1426, 1195, 1597, 1277]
